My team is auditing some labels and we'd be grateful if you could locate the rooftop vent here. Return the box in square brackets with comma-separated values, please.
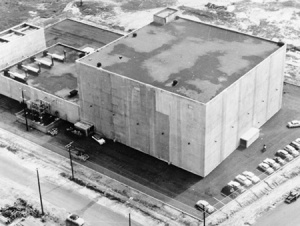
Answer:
[3, 69, 9, 77]
[69, 90, 78, 97]
[78, 52, 85, 58]
[153, 8, 179, 25]
[43, 50, 48, 57]
[172, 80, 178, 87]
[97, 62, 102, 68]
[277, 41, 285, 47]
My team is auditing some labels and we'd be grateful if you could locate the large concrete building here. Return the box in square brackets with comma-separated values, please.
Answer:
[0, 10, 286, 177]
[77, 8, 286, 176]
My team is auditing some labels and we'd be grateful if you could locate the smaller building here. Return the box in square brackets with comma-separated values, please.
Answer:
[0, 43, 85, 123]
[0, 23, 46, 70]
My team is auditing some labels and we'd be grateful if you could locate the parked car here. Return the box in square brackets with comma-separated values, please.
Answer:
[287, 120, 300, 128]
[242, 171, 260, 184]
[295, 138, 300, 144]
[276, 150, 293, 161]
[221, 185, 236, 197]
[228, 181, 246, 194]
[273, 156, 286, 166]
[263, 158, 281, 170]
[258, 162, 274, 175]
[290, 141, 300, 150]
[285, 190, 300, 204]
[235, 174, 252, 187]
[284, 145, 299, 157]
[195, 200, 216, 214]
[92, 134, 106, 145]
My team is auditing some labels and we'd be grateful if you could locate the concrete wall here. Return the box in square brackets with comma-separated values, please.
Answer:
[0, 25, 46, 70]
[204, 45, 286, 175]
[0, 75, 79, 123]
[77, 62, 206, 176]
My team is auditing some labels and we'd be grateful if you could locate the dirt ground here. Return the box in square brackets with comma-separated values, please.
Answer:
[1, 0, 300, 225]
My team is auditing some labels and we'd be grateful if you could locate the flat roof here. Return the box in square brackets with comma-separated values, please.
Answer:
[0, 23, 39, 45]
[80, 17, 280, 103]
[1, 44, 84, 103]
[154, 8, 177, 18]
[45, 19, 123, 50]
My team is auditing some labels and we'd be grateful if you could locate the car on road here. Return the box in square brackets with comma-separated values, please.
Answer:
[287, 120, 300, 128]
[195, 200, 216, 214]
[92, 134, 106, 145]
[242, 171, 260, 184]
[276, 150, 293, 161]
[295, 138, 300, 144]
[290, 141, 300, 150]
[235, 174, 252, 187]
[258, 162, 274, 175]
[273, 156, 286, 166]
[228, 181, 246, 194]
[285, 191, 300, 204]
[66, 214, 85, 226]
[263, 158, 281, 170]
[284, 145, 299, 157]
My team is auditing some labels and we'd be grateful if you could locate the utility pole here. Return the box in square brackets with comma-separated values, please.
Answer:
[68, 146, 75, 180]
[21, 89, 29, 131]
[36, 168, 44, 215]
[129, 213, 131, 226]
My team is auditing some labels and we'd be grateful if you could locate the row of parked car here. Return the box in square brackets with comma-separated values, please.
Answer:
[221, 170, 261, 198]
[258, 138, 300, 174]
[195, 138, 300, 215]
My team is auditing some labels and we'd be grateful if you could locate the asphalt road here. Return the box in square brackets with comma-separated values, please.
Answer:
[254, 201, 300, 226]
[0, 151, 141, 226]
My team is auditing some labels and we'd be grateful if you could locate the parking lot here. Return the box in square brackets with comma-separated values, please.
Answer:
[0, 83, 300, 218]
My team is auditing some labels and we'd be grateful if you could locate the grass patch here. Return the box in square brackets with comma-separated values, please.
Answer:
[75, 1, 114, 16]
[0, 141, 7, 148]
[120, 0, 175, 12]
[7, 144, 21, 153]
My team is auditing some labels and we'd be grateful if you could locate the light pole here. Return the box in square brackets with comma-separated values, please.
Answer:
[68, 145, 75, 180]
[126, 197, 133, 226]
[203, 209, 206, 226]
[36, 168, 44, 215]
[21, 89, 29, 131]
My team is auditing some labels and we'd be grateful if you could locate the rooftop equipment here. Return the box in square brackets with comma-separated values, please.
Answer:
[3, 69, 27, 83]
[43, 50, 66, 62]
[30, 56, 54, 68]
[18, 62, 41, 74]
